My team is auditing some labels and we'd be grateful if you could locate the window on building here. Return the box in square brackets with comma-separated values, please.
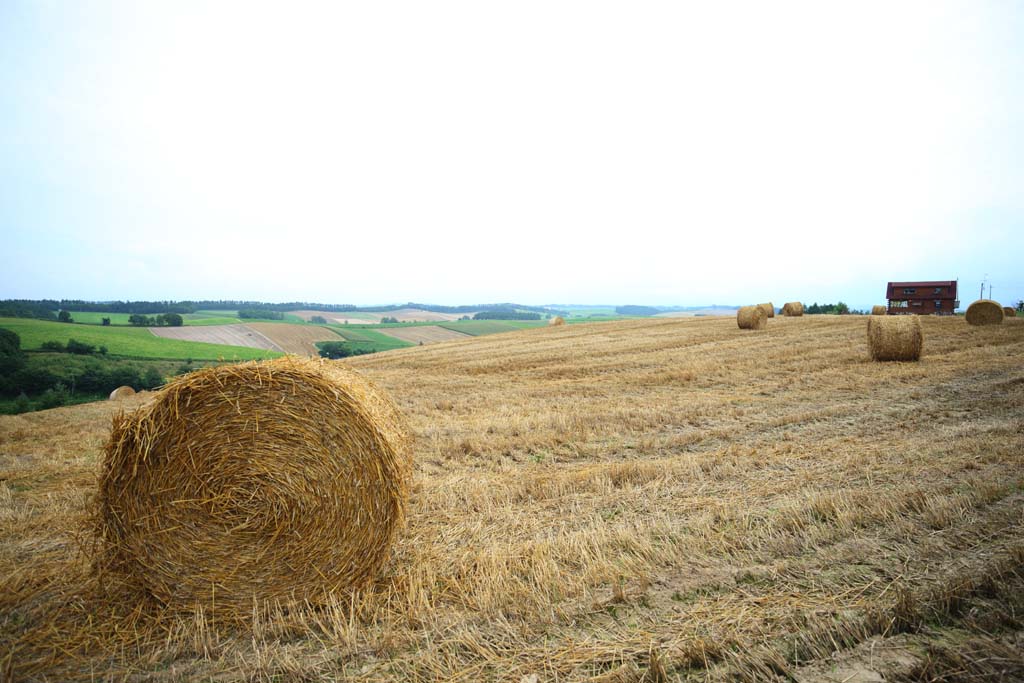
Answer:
[903, 288, 917, 294]
[912, 301, 923, 307]
[891, 300, 908, 308]
[934, 288, 943, 294]
[935, 300, 942, 308]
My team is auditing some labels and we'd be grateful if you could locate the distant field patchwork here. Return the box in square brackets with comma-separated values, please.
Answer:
[0, 318, 278, 360]
[244, 323, 342, 356]
[149, 324, 282, 352]
[375, 325, 471, 345]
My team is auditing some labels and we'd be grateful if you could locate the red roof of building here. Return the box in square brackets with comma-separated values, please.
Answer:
[886, 281, 958, 299]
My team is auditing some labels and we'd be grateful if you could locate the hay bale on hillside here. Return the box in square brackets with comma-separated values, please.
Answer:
[781, 302, 803, 317]
[737, 305, 767, 330]
[965, 299, 1004, 326]
[92, 357, 412, 619]
[867, 315, 922, 361]
[108, 385, 135, 400]
[871, 305, 887, 316]
[549, 316, 565, 326]
[757, 302, 775, 318]
[1003, 307, 1017, 318]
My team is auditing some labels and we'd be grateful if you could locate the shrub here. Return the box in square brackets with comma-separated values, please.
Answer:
[41, 340, 65, 352]
[310, 316, 327, 324]
[141, 367, 164, 389]
[65, 339, 96, 355]
[58, 310, 73, 323]
[37, 384, 70, 409]
[102, 317, 111, 326]
[318, 341, 353, 359]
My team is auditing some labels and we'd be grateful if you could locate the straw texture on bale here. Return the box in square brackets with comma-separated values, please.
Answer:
[1003, 307, 1016, 318]
[549, 316, 565, 326]
[757, 302, 775, 318]
[108, 385, 136, 400]
[92, 356, 412, 618]
[871, 305, 887, 316]
[866, 315, 922, 361]
[737, 305, 767, 330]
[965, 299, 1004, 326]
[781, 302, 803, 317]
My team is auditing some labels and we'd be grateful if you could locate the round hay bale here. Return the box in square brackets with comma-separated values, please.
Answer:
[92, 356, 412, 618]
[781, 302, 803, 317]
[871, 305, 887, 316]
[965, 299, 1004, 326]
[737, 305, 767, 330]
[108, 385, 136, 400]
[1002, 307, 1016, 318]
[757, 302, 775, 318]
[549, 316, 565, 326]
[867, 315, 922, 361]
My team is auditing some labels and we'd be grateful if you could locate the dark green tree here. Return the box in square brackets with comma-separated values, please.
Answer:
[58, 310, 73, 323]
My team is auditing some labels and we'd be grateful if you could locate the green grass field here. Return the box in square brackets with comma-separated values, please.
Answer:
[438, 320, 546, 336]
[0, 318, 280, 361]
[327, 326, 414, 352]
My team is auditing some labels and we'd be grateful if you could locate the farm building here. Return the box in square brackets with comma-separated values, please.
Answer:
[886, 280, 959, 315]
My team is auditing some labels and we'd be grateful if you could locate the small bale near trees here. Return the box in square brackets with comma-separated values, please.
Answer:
[781, 302, 803, 317]
[737, 305, 767, 330]
[871, 305, 887, 316]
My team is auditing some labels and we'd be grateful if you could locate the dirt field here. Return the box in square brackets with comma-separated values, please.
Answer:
[2, 315, 1023, 681]
[244, 322, 342, 356]
[290, 309, 475, 324]
[375, 325, 472, 345]
[148, 324, 283, 352]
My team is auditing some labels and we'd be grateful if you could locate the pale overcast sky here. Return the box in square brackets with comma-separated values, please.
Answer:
[1, 1, 1022, 309]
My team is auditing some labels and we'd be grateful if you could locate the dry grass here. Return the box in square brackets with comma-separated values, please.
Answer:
[2, 315, 1023, 682]
[737, 305, 766, 330]
[244, 322, 345, 356]
[965, 299, 1004, 326]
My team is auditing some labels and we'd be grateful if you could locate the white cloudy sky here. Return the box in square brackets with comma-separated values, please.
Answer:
[2, 1, 1022, 308]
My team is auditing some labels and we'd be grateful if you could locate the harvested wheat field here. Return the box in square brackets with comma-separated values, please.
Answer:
[376, 325, 472, 345]
[2, 316, 1024, 682]
[244, 322, 343, 356]
[149, 323, 283, 352]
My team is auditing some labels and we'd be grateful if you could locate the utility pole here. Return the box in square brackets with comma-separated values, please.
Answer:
[989, 284, 993, 299]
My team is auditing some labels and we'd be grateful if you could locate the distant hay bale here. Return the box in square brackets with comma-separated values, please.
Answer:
[781, 302, 803, 317]
[92, 356, 412, 619]
[737, 305, 767, 330]
[757, 302, 775, 318]
[108, 385, 135, 400]
[867, 315, 922, 361]
[1003, 307, 1016, 318]
[871, 305, 887, 316]
[965, 299, 1004, 326]
[549, 316, 565, 326]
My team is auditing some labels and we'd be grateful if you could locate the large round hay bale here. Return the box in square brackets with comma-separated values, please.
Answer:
[965, 299, 1004, 326]
[737, 305, 767, 330]
[549, 316, 565, 326]
[757, 302, 775, 318]
[92, 356, 412, 618]
[108, 385, 136, 400]
[871, 305, 887, 316]
[867, 315, 922, 361]
[781, 302, 803, 317]
[1002, 307, 1016, 318]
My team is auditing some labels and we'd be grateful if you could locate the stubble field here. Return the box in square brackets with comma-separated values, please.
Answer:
[1, 315, 1022, 681]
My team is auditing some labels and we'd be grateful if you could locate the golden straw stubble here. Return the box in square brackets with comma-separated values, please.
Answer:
[866, 315, 923, 361]
[92, 356, 412, 619]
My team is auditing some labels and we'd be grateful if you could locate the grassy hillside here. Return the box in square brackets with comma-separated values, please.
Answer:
[438, 319, 546, 335]
[329, 325, 414, 352]
[0, 317, 280, 360]
[3, 316, 1023, 681]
